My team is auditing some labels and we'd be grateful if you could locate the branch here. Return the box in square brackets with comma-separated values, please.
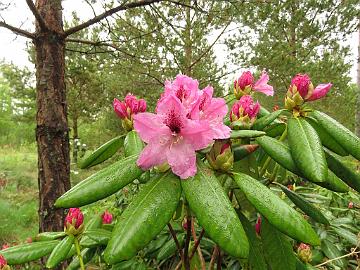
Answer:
[0, 21, 34, 39]
[64, 0, 163, 37]
[167, 223, 184, 261]
[25, 0, 48, 30]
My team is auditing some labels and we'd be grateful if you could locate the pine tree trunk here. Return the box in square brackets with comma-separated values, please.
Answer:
[72, 116, 78, 164]
[35, 0, 70, 233]
[355, 19, 360, 137]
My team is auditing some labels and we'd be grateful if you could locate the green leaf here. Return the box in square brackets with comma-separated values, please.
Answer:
[55, 154, 143, 208]
[80, 229, 111, 247]
[262, 218, 296, 270]
[230, 129, 266, 139]
[315, 169, 349, 193]
[305, 117, 347, 156]
[233, 144, 259, 162]
[233, 172, 320, 245]
[278, 184, 329, 225]
[35, 232, 66, 241]
[156, 234, 185, 261]
[237, 211, 267, 270]
[79, 135, 124, 169]
[0, 240, 59, 265]
[288, 117, 327, 183]
[182, 160, 249, 258]
[264, 123, 286, 138]
[252, 109, 285, 130]
[104, 172, 181, 264]
[46, 235, 75, 268]
[331, 226, 358, 246]
[124, 130, 144, 157]
[313, 110, 360, 160]
[321, 240, 347, 268]
[325, 150, 360, 193]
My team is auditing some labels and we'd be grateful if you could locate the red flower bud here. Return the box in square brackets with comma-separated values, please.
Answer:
[230, 95, 260, 123]
[65, 208, 84, 230]
[102, 210, 113, 224]
[0, 255, 7, 269]
[348, 202, 354, 209]
[113, 94, 147, 120]
[255, 216, 261, 235]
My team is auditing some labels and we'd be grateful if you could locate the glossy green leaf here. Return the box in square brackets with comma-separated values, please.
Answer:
[315, 169, 349, 193]
[104, 172, 181, 264]
[321, 240, 347, 268]
[230, 129, 266, 139]
[67, 248, 96, 270]
[305, 117, 347, 156]
[182, 160, 249, 258]
[331, 226, 358, 246]
[0, 240, 59, 265]
[237, 211, 267, 270]
[55, 154, 143, 208]
[124, 130, 144, 157]
[325, 150, 360, 192]
[35, 232, 66, 241]
[262, 218, 296, 270]
[255, 136, 301, 175]
[80, 229, 111, 247]
[233, 144, 259, 162]
[79, 135, 124, 169]
[278, 184, 329, 225]
[85, 214, 103, 230]
[288, 117, 327, 183]
[46, 235, 75, 268]
[233, 172, 320, 245]
[264, 123, 286, 137]
[313, 110, 360, 160]
[157, 234, 185, 261]
[252, 109, 285, 130]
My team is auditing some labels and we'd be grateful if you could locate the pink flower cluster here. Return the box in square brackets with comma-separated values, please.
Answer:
[289, 74, 332, 101]
[113, 94, 146, 120]
[134, 74, 230, 179]
[65, 208, 84, 230]
[102, 210, 113, 224]
[234, 71, 274, 98]
[230, 95, 260, 122]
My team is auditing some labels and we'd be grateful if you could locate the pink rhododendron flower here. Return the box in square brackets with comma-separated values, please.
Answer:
[113, 94, 146, 120]
[255, 216, 261, 235]
[289, 74, 332, 101]
[102, 210, 113, 224]
[0, 255, 7, 269]
[134, 75, 229, 179]
[234, 71, 274, 98]
[230, 95, 260, 122]
[65, 208, 84, 230]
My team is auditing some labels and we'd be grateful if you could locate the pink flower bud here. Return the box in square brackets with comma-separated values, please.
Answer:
[235, 71, 254, 90]
[1, 244, 9, 250]
[234, 71, 274, 98]
[113, 94, 147, 120]
[298, 243, 310, 251]
[348, 202, 354, 209]
[290, 74, 311, 98]
[26, 237, 33, 243]
[255, 216, 261, 235]
[102, 210, 113, 224]
[0, 255, 7, 268]
[230, 95, 260, 122]
[65, 208, 84, 230]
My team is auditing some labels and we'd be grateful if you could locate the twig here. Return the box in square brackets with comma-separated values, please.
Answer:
[315, 247, 359, 267]
[189, 229, 205, 260]
[217, 247, 222, 270]
[183, 215, 192, 270]
[25, 0, 48, 31]
[0, 21, 34, 39]
[167, 223, 184, 261]
[209, 246, 219, 270]
[191, 218, 206, 270]
[64, 0, 163, 37]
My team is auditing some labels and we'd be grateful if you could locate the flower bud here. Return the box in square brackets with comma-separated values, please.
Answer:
[348, 202, 354, 209]
[113, 94, 147, 131]
[102, 210, 113, 224]
[297, 243, 312, 263]
[64, 208, 84, 235]
[1, 244, 9, 250]
[234, 71, 274, 99]
[230, 95, 260, 129]
[255, 216, 261, 235]
[206, 140, 234, 172]
[0, 255, 9, 270]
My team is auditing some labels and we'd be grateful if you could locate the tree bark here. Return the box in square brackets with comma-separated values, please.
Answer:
[35, 0, 70, 233]
[72, 116, 78, 164]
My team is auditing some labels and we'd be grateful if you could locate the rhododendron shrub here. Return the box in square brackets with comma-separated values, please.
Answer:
[1, 72, 360, 270]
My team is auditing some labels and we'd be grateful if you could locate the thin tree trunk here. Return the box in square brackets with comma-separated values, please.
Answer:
[355, 18, 360, 137]
[184, 0, 192, 76]
[35, 0, 70, 234]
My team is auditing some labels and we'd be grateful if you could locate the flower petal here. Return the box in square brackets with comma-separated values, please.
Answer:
[181, 119, 214, 150]
[133, 112, 168, 143]
[167, 140, 197, 179]
[307, 83, 332, 101]
[137, 138, 169, 170]
[253, 72, 274, 96]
